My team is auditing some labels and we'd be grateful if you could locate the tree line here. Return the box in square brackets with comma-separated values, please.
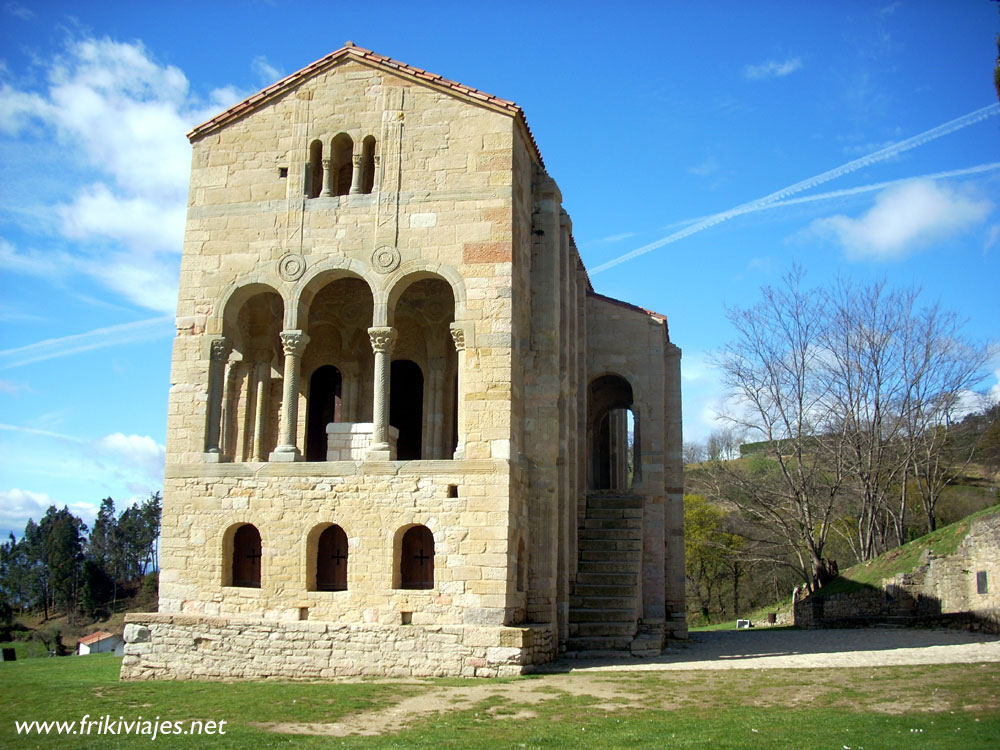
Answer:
[685, 268, 997, 619]
[0, 493, 161, 625]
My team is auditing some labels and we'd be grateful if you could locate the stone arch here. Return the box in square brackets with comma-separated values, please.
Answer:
[393, 524, 435, 590]
[307, 139, 323, 198]
[212, 280, 288, 339]
[384, 263, 467, 324]
[331, 132, 353, 196]
[291, 259, 379, 330]
[588, 373, 640, 490]
[306, 523, 349, 591]
[222, 522, 262, 588]
[360, 135, 376, 193]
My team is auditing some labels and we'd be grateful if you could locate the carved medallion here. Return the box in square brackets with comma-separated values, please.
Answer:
[277, 253, 306, 282]
[371, 245, 401, 274]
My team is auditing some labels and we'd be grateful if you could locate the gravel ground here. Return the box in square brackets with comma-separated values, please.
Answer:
[544, 628, 1000, 672]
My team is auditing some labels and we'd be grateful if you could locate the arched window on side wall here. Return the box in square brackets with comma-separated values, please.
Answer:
[306, 365, 342, 461]
[398, 525, 434, 590]
[361, 135, 376, 193]
[308, 139, 323, 198]
[315, 524, 348, 591]
[231, 524, 262, 588]
[332, 133, 353, 195]
[588, 374, 640, 491]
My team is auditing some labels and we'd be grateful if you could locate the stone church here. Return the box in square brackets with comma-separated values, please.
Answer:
[121, 43, 685, 680]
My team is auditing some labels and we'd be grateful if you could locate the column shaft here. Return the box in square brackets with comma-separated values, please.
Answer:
[270, 330, 309, 461]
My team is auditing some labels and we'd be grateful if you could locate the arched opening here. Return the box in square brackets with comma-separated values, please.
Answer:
[308, 139, 323, 198]
[231, 524, 262, 588]
[397, 525, 434, 590]
[390, 360, 423, 460]
[314, 524, 348, 591]
[221, 290, 284, 462]
[389, 277, 457, 459]
[588, 374, 639, 490]
[306, 365, 342, 461]
[361, 135, 376, 194]
[303, 275, 375, 436]
[332, 133, 353, 196]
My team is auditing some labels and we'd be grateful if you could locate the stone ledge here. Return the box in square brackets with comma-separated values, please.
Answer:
[165, 458, 508, 480]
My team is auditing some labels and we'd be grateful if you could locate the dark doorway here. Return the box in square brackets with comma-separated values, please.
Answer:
[306, 365, 342, 461]
[399, 525, 434, 589]
[390, 359, 423, 460]
[232, 524, 262, 588]
[315, 525, 348, 591]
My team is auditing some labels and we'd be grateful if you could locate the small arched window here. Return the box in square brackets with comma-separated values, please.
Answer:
[308, 139, 323, 198]
[315, 524, 348, 591]
[332, 133, 353, 196]
[361, 135, 376, 194]
[231, 524, 262, 588]
[398, 525, 434, 590]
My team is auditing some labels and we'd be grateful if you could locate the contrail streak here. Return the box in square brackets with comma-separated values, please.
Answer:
[0, 315, 174, 369]
[591, 103, 1000, 274]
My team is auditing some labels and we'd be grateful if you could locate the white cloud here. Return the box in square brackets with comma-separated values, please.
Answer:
[94, 432, 165, 488]
[252, 55, 283, 86]
[743, 58, 803, 80]
[0, 488, 99, 536]
[810, 179, 993, 261]
[0, 379, 32, 395]
[686, 156, 720, 177]
[3, 2, 33, 20]
[0, 36, 245, 313]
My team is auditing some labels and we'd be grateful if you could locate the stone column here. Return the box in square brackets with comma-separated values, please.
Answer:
[449, 323, 467, 460]
[270, 330, 309, 461]
[252, 362, 270, 461]
[349, 154, 363, 194]
[204, 336, 231, 460]
[321, 157, 334, 197]
[367, 326, 397, 460]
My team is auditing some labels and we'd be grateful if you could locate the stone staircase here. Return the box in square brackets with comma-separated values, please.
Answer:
[566, 493, 643, 656]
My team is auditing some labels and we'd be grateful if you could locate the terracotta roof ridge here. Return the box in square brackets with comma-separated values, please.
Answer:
[185, 43, 544, 165]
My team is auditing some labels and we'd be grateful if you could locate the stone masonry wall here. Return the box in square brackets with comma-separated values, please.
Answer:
[121, 614, 552, 680]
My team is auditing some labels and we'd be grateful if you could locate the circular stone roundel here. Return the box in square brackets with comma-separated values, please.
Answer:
[371, 245, 401, 274]
[277, 253, 306, 282]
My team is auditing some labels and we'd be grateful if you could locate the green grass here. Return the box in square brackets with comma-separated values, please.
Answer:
[0, 639, 53, 660]
[2, 652, 999, 748]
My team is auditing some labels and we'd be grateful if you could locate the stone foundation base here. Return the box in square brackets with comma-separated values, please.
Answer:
[120, 613, 554, 680]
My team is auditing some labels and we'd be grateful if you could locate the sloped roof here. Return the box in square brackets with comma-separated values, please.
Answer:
[78, 630, 117, 646]
[187, 42, 543, 165]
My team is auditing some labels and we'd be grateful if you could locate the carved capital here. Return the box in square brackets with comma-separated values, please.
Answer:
[321, 157, 332, 169]
[368, 326, 397, 355]
[449, 323, 467, 351]
[279, 330, 310, 358]
[209, 337, 231, 362]
[352, 154, 363, 166]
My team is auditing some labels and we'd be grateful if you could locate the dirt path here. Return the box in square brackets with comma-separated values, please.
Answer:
[258, 628, 1000, 737]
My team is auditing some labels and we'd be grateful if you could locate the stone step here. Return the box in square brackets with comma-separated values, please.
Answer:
[570, 595, 635, 609]
[580, 548, 641, 563]
[569, 607, 635, 623]
[568, 621, 637, 637]
[582, 518, 639, 531]
[571, 583, 638, 597]
[578, 538, 642, 552]
[585, 495, 643, 510]
[575, 564, 639, 578]
[578, 527, 642, 541]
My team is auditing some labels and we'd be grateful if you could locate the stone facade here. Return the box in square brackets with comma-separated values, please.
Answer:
[122, 43, 686, 681]
[794, 511, 1000, 633]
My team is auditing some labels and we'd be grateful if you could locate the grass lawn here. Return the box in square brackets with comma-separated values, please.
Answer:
[2, 653, 999, 748]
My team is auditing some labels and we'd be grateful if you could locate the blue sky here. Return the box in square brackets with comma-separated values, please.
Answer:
[1, 1, 998, 538]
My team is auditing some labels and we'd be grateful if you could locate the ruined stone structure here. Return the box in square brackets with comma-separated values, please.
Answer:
[121, 44, 685, 680]
[794, 510, 1000, 633]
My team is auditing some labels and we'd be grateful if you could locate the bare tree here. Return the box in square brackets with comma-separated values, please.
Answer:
[711, 267, 845, 589]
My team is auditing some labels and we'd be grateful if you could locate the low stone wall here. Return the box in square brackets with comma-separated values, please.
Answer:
[120, 613, 553, 680]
